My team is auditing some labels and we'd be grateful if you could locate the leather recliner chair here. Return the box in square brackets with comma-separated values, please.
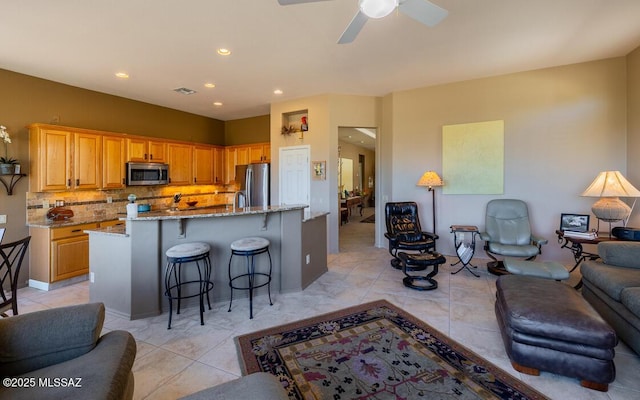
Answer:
[479, 199, 547, 275]
[384, 201, 438, 269]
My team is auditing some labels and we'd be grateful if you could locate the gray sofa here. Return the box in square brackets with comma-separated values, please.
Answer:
[180, 372, 288, 400]
[581, 241, 640, 355]
[0, 303, 136, 400]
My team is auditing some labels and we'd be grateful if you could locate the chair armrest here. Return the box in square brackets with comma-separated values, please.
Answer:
[420, 232, 439, 241]
[479, 232, 491, 241]
[531, 235, 548, 246]
[0, 303, 104, 377]
[8, 331, 136, 400]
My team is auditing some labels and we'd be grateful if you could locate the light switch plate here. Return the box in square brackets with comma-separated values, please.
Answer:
[0, 215, 6, 224]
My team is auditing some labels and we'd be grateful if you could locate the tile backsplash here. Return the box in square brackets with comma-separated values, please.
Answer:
[26, 183, 237, 224]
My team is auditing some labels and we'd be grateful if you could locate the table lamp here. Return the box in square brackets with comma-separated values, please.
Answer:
[581, 171, 640, 232]
[417, 171, 444, 234]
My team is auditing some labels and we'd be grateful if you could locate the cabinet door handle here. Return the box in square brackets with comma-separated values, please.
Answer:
[144, 153, 148, 160]
[67, 179, 71, 187]
[71, 229, 81, 233]
[194, 177, 197, 183]
[122, 178, 125, 184]
[150, 154, 153, 160]
[76, 179, 80, 186]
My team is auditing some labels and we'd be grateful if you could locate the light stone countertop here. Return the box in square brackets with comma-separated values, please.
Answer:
[122, 204, 307, 221]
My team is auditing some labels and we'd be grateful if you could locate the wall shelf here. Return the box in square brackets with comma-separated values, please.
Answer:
[0, 173, 26, 195]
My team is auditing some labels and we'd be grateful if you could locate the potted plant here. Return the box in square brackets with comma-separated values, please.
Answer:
[0, 125, 16, 174]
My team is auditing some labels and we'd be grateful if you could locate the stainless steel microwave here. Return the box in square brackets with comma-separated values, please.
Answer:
[126, 162, 169, 186]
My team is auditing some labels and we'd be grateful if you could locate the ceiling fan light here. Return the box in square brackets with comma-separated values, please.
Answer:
[359, 0, 397, 19]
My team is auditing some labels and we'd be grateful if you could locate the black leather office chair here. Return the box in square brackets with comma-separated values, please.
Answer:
[384, 202, 438, 269]
[479, 199, 547, 275]
[0, 236, 31, 317]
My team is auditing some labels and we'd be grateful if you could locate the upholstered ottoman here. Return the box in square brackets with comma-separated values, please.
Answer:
[495, 275, 617, 391]
[503, 257, 570, 280]
[398, 251, 445, 290]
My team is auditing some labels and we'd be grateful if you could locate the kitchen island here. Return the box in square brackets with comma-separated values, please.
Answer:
[86, 205, 328, 320]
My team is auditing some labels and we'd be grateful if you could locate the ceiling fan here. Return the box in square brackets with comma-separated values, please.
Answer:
[277, 0, 448, 44]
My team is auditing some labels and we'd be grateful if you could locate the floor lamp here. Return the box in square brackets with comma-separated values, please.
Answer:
[417, 171, 444, 234]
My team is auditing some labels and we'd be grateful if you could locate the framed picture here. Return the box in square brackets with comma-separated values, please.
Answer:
[560, 213, 590, 232]
[312, 160, 326, 180]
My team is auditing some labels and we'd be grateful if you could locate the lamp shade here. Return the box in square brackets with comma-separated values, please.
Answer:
[581, 171, 640, 198]
[582, 171, 640, 222]
[417, 171, 443, 189]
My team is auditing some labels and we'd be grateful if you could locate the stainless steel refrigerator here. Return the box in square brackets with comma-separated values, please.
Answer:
[235, 163, 270, 207]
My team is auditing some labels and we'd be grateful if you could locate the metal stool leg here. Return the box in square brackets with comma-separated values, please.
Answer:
[266, 249, 273, 306]
[228, 253, 235, 312]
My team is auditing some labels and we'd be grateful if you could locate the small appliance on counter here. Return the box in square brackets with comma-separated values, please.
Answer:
[126, 194, 138, 219]
[137, 204, 151, 212]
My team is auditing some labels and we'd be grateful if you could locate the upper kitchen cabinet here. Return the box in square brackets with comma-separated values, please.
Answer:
[73, 132, 102, 190]
[102, 135, 126, 189]
[213, 146, 224, 184]
[224, 147, 237, 184]
[167, 142, 193, 185]
[126, 138, 167, 163]
[193, 145, 214, 185]
[249, 143, 270, 163]
[29, 125, 72, 192]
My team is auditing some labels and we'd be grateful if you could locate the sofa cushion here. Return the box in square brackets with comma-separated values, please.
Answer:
[621, 287, 640, 319]
[0, 303, 104, 377]
[581, 261, 640, 301]
[598, 241, 640, 269]
[179, 372, 288, 400]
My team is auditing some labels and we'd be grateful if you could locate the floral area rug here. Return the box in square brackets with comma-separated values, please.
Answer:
[236, 299, 548, 399]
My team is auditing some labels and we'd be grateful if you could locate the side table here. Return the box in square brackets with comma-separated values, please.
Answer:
[555, 229, 617, 289]
[450, 225, 480, 277]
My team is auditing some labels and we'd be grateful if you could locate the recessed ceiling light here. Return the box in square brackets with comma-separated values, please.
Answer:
[204, 83, 216, 88]
[115, 72, 129, 79]
[213, 102, 223, 107]
[274, 89, 283, 95]
[217, 48, 231, 56]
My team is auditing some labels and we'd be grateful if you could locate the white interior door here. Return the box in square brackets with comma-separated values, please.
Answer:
[279, 145, 310, 206]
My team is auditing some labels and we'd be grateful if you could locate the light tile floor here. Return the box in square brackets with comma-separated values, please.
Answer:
[13, 207, 640, 399]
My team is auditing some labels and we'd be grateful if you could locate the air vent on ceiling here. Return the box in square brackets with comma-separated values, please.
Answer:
[173, 87, 197, 95]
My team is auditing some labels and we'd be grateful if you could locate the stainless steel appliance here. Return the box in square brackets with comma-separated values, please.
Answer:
[235, 163, 270, 207]
[126, 162, 169, 186]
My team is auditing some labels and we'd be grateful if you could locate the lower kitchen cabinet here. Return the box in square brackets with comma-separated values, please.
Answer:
[29, 221, 117, 289]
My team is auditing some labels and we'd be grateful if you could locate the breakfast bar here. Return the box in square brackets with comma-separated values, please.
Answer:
[86, 205, 328, 320]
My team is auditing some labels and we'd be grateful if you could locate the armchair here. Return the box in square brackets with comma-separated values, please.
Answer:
[384, 202, 438, 269]
[479, 199, 547, 275]
[0, 303, 136, 400]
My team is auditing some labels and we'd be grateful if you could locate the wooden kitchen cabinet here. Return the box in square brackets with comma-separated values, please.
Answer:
[102, 135, 126, 189]
[29, 126, 72, 191]
[29, 222, 99, 287]
[224, 147, 237, 183]
[193, 145, 214, 184]
[249, 143, 270, 162]
[167, 142, 193, 185]
[127, 138, 167, 162]
[213, 146, 224, 184]
[73, 132, 102, 190]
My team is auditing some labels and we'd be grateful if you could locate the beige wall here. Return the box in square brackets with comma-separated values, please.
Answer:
[386, 57, 628, 261]
[271, 94, 381, 252]
[627, 45, 640, 226]
[225, 115, 270, 145]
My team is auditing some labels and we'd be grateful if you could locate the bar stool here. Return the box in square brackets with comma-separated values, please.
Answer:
[164, 242, 214, 329]
[228, 237, 273, 319]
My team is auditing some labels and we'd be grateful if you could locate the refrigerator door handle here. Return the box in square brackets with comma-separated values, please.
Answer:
[246, 167, 253, 207]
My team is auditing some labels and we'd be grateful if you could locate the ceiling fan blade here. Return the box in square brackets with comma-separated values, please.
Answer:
[398, 0, 448, 27]
[277, 0, 332, 5]
[338, 11, 368, 44]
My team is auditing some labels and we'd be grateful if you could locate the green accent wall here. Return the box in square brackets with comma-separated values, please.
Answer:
[225, 115, 270, 145]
